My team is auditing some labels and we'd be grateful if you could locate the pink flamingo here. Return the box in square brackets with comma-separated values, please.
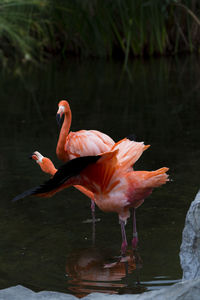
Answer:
[13, 138, 169, 255]
[56, 100, 115, 220]
[56, 100, 115, 161]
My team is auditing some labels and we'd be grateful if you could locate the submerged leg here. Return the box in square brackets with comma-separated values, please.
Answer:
[91, 199, 95, 218]
[120, 219, 128, 256]
[132, 208, 138, 250]
[91, 200, 95, 245]
[104, 219, 128, 268]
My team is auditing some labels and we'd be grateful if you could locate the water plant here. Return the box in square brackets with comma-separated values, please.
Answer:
[0, 0, 200, 68]
[0, 0, 53, 67]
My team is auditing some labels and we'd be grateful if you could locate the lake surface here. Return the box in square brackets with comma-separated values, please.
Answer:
[0, 55, 200, 297]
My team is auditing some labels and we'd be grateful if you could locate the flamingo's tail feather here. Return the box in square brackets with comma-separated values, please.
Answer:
[146, 167, 169, 187]
[135, 167, 169, 189]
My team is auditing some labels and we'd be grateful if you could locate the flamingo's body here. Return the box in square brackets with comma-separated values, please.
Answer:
[72, 139, 167, 223]
[14, 138, 169, 256]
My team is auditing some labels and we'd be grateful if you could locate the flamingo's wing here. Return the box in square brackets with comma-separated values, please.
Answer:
[65, 130, 114, 159]
[79, 150, 121, 195]
[12, 155, 101, 202]
[111, 138, 150, 171]
[90, 130, 115, 146]
[68, 138, 150, 196]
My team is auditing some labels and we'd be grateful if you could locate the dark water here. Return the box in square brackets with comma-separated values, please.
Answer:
[1, 56, 200, 297]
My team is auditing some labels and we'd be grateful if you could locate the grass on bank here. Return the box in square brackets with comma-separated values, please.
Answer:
[0, 0, 200, 68]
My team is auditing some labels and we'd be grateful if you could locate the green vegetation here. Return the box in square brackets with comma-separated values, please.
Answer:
[0, 0, 200, 67]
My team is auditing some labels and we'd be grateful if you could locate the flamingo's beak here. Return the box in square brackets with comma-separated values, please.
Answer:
[56, 105, 65, 127]
[56, 112, 65, 128]
[29, 153, 38, 161]
[56, 113, 62, 127]
[29, 151, 43, 163]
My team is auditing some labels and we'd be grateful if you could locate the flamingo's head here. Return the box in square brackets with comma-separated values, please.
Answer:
[56, 100, 70, 127]
[31, 151, 56, 175]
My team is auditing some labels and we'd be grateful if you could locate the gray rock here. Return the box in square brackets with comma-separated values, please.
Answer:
[0, 285, 77, 300]
[180, 190, 200, 280]
[1, 279, 200, 300]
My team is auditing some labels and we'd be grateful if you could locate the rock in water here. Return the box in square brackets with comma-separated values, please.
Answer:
[0, 285, 77, 300]
[180, 190, 200, 280]
[1, 281, 200, 299]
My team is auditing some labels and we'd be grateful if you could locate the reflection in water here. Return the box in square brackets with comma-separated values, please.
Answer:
[65, 247, 145, 298]
[82, 216, 101, 246]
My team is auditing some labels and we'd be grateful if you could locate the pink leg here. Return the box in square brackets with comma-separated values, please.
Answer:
[91, 200, 95, 245]
[91, 200, 95, 216]
[132, 208, 138, 250]
[120, 219, 128, 256]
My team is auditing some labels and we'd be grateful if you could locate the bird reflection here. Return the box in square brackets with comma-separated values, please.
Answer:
[65, 247, 145, 298]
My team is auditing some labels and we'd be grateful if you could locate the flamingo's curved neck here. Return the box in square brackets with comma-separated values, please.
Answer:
[56, 108, 72, 161]
[45, 164, 57, 176]
[39, 157, 58, 176]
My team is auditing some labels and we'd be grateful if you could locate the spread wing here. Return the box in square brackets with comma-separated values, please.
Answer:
[111, 138, 150, 171]
[12, 155, 101, 202]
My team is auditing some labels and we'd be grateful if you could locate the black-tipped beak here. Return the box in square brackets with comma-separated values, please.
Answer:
[56, 113, 61, 127]
[56, 113, 64, 128]
[29, 153, 38, 161]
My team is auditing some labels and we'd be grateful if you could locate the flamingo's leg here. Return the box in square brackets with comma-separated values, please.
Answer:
[132, 208, 138, 250]
[91, 200, 95, 216]
[91, 200, 96, 245]
[120, 219, 128, 256]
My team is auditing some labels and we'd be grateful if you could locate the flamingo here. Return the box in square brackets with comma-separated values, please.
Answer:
[13, 138, 169, 256]
[56, 100, 115, 161]
[55, 100, 115, 220]
[30, 138, 148, 249]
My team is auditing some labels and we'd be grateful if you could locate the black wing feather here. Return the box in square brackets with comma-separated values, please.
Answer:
[12, 155, 101, 202]
[12, 186, 42, 202]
